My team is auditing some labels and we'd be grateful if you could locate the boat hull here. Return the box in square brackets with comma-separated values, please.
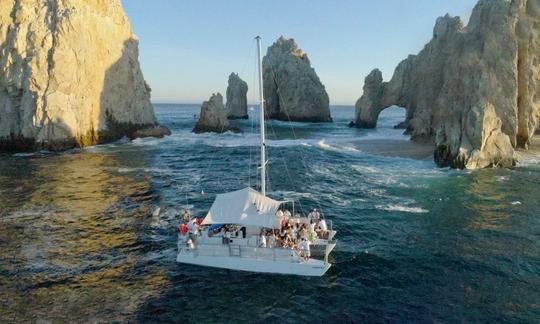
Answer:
[176, 252, 331, 277]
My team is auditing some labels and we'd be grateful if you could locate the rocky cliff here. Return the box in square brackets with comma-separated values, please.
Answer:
[0, 0, 168, 151]
[263, 36, 332, 122]
[193, 93, 238, 133]
[226, 73, 248, 119]
[354, 0, 540, 169]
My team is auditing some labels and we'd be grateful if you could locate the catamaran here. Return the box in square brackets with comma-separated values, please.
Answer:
[176, 36, 337, 276]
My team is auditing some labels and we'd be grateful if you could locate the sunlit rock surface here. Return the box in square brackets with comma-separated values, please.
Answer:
[263, 36, 332, 122]
[0, 0, 168, 151]
[354, 0, 540, 169]
[193, 93, 238, 133]
[226, 73, 248, 119]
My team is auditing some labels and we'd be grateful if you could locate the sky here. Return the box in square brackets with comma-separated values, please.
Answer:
[122, 0, 478, 105]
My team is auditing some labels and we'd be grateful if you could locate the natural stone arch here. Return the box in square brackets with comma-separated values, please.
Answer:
[353, 69, 412, 130]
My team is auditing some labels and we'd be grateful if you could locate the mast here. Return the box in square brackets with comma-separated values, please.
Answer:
[255, 36, 266, 196]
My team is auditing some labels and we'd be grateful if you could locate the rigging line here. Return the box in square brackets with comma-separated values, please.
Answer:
[266, 120, 307, 216]
[267, 59, 327, 218]
[199, 102, 229, 196]
[240, 39, 255, 78]
[248, 114, 255, 188]
[200, 39, 258, 195]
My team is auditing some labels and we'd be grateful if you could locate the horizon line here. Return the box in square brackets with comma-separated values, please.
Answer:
[151, 101, 357, 107]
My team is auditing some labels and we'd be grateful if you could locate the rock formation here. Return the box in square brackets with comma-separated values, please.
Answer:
[354, 0, 540, 169]
[0, 0, 169, 151]
[263, 36, 332, 122]
[226, 73, 248, 119]
[193, 93, 239, 133]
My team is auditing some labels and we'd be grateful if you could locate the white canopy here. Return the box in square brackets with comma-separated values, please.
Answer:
[201, 187, 285, 228]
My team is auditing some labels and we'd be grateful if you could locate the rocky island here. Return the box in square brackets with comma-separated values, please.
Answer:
[193, 93, 239, 133]
[353, 0, 540, 169]
[226, 73, 248, 119]
[263, 36, 332, 122]
[0, 0, 169, 151]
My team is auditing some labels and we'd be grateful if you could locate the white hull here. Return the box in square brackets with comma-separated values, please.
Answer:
[176, 252, 330, 276]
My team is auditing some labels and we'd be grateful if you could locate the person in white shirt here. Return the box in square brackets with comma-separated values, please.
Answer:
[276, 209, 284, 218]
[187, 218, 198, 237]
[259, 231, 267, 248]
[313, 209, 321, 220]
[283, 209, 291, 219]
[299, 238, 310, 261]
[320, 219, 328, 231]
[309, 220, 316, 232]
[307, 209, 315, 221]
[187, 238, 195, 249]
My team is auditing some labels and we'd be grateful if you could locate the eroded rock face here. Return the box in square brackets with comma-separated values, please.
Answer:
[226, 73, 248, 119]
[263, 36, 331, 122]
[193, 93, 238, 133]
[354, 0, 540, 169]
[0, 0, 167, 151]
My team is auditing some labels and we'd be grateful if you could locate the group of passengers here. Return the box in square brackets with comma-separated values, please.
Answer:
[257, 208, 329, 261]
[178, 207, 329, 259]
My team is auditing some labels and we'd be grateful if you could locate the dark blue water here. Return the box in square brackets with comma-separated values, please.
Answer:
[1, 105, 539, 322]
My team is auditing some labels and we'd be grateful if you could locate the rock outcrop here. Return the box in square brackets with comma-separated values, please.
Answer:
[226, 73, 248, 119]
[193, 93, 238, 133]
[0, 0, 168, 151]
[263, 36, 332, 122]
[354, 0, 540, 169]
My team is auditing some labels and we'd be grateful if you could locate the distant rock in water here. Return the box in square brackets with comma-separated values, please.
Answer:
[131, 126, 172, 139]
[226, 73, 248, 119]
[0, 0, 169, 152]
[354, 0, 540, 169]
[263, 36, 332, 122]
[193, 93, 239, 133]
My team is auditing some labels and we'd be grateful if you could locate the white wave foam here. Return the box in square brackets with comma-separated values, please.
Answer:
[316, 139, 360, 153]
[375, 204, 429, 213]
[13, 152, 35, 157]
[117, 167, 172, 174]
[511, 201, 522, 205]
[317, 139, 331, 149]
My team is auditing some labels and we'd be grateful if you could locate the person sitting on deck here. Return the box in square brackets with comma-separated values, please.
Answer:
[220, 226, 231, 244]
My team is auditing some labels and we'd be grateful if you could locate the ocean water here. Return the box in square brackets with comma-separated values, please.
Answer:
[0, 105, 539, 322]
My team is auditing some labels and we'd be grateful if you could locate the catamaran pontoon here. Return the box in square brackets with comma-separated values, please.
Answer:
[176, 37, 337, 276]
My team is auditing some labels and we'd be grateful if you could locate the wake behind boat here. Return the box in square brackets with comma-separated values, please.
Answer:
[176, 37, 337, 276]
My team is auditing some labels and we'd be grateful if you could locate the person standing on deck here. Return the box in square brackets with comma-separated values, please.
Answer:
[259, 230, 267, 248]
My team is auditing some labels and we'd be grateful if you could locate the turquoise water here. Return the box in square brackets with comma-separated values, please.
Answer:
[0, 105, 539, 322]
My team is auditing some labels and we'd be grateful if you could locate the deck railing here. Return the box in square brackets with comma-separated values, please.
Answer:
[184, 243, 300, 262]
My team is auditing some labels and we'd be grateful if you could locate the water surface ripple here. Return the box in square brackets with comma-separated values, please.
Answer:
[0, 105, 539, 322]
